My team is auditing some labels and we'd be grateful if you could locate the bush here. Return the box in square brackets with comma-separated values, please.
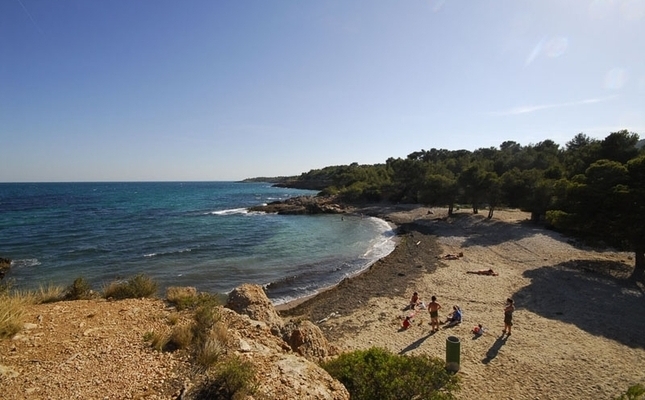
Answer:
[0, 295, 27, 339]
[616, 384, 645, 400]
[166, 287, 225, 311]
[322, 347, 459, 400]
[192, 355, 257, 400]
[64, 277, 93, 301]
[35, 282, 64, 303]
[168, 324, 194, 351]
[103, 274, 158, 299]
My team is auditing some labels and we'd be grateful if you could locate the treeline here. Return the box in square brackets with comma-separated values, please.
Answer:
[287, 130, 645, 279]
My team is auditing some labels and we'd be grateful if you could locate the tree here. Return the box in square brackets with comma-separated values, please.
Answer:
[549, 158, 645, 280]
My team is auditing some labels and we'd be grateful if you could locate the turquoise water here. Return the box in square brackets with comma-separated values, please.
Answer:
[0, 182, 395, 304]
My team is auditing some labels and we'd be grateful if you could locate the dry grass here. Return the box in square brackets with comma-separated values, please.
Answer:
[168, 324, 194, 350]
[35, 282, 64, 303]
[0, 295, 28, 339]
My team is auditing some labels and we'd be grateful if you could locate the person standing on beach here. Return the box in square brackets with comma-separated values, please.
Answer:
[428, 296, 441, 332]
[503, 298, 514, 335]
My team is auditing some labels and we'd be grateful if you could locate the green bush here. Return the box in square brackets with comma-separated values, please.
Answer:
[192, 355, 257, 400]
[166, 287, 224, 311]
[64, 277, 94, 300]
[103, 274, 158, 299]
[616, 384, 645, 400]
[322, 347, 459, 400]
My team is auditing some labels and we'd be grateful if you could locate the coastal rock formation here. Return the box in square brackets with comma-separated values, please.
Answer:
[0, 257, 11, 280]
[281, 319, 337, 362]
[248, 196, 348, 215]
[225, 283, 284, 331]
[224, 284, 337, 362]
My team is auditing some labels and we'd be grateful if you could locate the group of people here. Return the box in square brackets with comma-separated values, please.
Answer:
[405, 292, 515, 336]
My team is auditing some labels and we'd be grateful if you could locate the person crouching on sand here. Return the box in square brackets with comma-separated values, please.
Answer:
[428, 296, 441, 332]
[402, 315, 413, 329]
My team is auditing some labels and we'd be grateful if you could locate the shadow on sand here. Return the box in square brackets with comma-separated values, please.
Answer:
[482, 334, 509, 364]
[399, 331, 435, 355]
[513, 260, 645, 348]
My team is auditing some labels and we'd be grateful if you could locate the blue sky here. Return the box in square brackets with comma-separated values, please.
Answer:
[2, 0, 644, 182]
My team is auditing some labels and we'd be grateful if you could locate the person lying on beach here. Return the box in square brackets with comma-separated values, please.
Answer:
[467, 268, 498, 276]
[441, 253, 461, 260]
[443, 305, 462, 325]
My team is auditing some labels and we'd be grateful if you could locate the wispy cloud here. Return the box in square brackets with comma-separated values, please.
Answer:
[488, 95, 618, 116]
[16, 0, 44, 36]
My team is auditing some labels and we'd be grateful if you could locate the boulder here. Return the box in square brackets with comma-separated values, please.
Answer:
[225, 284, 283, 330]
[0, 257, 11, 280]
[281, 319, 337, 362]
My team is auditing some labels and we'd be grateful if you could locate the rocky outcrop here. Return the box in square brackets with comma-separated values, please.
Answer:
[225, 284, 338, 362]
[0, 257, 11, 280]
[248, 196, 349, 215]
[281, 319, 338, 362]
[223, 284, 349, 399]
[226, 284, 284, 332]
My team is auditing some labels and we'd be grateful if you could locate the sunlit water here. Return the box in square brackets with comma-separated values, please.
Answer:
[0, 182, 395, 304]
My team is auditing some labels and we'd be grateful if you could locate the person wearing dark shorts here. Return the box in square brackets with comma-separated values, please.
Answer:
[428, 295, 441, 332]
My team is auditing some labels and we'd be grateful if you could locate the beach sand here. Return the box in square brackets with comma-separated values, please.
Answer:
[281, 207, 645, 399]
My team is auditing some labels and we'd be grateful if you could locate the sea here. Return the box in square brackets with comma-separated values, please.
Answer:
[0, 181, 396, 305]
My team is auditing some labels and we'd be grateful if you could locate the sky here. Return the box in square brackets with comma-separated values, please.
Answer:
[1, 0, 644, 182]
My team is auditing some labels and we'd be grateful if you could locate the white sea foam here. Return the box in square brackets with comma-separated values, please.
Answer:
[11, 258, 41, 268]
[207, 208, 249, 216]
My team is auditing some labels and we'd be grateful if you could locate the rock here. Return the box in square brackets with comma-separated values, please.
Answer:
[281, 320, 336, 362]
[0, 257, 11, 280]
[225, 284, 283, 330]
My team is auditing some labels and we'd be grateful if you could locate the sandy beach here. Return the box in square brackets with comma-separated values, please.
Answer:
[282, 207, 645, 399]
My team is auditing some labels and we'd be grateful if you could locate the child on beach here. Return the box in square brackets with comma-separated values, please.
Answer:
[402, 315, 413, 329]
[428, 296, 441, 332]
[502, 298, 514, 335]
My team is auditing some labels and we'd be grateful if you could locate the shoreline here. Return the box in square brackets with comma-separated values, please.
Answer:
[283, 207, 645, 399]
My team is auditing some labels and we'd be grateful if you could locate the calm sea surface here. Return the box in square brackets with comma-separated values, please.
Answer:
[0, 182, 395, 304]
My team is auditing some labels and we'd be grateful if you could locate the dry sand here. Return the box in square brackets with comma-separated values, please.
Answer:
[283, 207, 645, 399]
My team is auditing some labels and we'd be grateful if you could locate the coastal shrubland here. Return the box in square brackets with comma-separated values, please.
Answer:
[102, 273, 158, 299]
[322, 347, 459, 400]
[63, 276, 95, 300]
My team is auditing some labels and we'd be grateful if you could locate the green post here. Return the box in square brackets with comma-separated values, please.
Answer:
[446, 335, 460, 372]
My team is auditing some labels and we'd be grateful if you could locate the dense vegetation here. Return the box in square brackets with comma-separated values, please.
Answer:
[277, 130, 645, 280]
[322, 347, 459, 400]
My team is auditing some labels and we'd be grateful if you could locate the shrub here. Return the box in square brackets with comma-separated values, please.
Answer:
[167, 312, 179, 325]
[146, 330, 169, 352]
[103, 274, 158, 299]
[35, 282, 64, 303]
[166, 287, 224, 311]
[167, 324, 194, 351]
[192, 299, 221, 344]
[0, 295, 27, 339]
[166, 286, 199, 310]
[322, 347, 459, 400]
[195, 337, 226, 369]
[192, 354, 257, 400]
[616, 384, 645, 400]
[64, 277, 93, 301]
